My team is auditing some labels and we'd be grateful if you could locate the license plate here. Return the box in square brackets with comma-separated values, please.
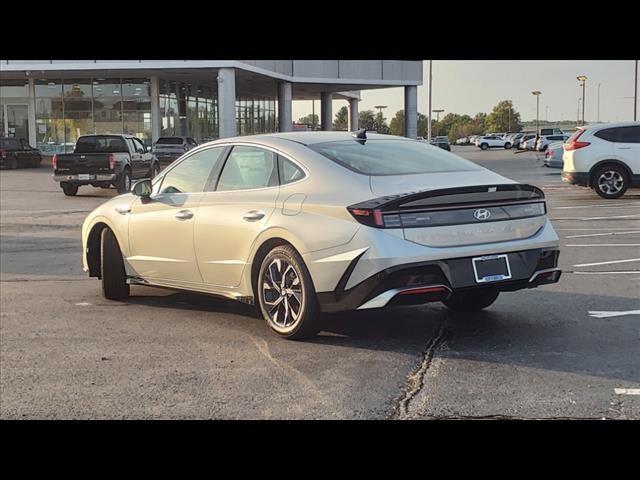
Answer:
[78, 174, 91, 180]
[472, 254, 512, 283]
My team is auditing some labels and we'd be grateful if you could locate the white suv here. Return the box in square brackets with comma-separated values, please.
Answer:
[475, 135, 511, 150]
[562, 122, 640, 199]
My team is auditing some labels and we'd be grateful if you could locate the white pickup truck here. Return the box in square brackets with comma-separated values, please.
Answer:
[475, 135, 511, 150]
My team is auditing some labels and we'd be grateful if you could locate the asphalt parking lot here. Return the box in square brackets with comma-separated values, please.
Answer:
[1, 146, 639, 419]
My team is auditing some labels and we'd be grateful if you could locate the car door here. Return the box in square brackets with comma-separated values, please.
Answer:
[127, 145, 225, 285]
[194, 144, 280, 287]
[129, 138, 147, 178]
[19, 139, 35, 164]
[612, 126, 640, 174]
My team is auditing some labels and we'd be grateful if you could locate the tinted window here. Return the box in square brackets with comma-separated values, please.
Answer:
[75, 136, 128, 153]
[0, 138, 21, 149]
[156, 137, 184, 145]
[279, 156, 305, 184]
[187, 138, 197, 145]
[132, 138, 145, 153]
[159, 147, 223, 194]
[308, 139, 483, 176]
[614, 126, 640, 143]
[217, 146, 277, 191]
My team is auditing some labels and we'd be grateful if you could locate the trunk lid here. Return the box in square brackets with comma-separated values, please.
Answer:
[55, 153, 112, 174]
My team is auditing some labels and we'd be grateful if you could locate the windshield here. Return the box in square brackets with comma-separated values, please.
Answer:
[156, 137, 184, 145]
[308, 139, 483, 176]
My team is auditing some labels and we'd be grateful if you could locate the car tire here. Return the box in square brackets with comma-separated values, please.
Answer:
[442, 288, 499, 312]
[480, 143, 488, 150]
[149, 162, 160, 179]
[257, 244, 320, 340]
[61, 182, 78, 196]
[116, 168, 132, 194]
[100, 228, 130, 300]
[504, 142, 512, 149]
[592, 164, 629, 199]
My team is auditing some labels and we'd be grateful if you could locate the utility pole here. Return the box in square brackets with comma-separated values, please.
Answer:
[432, 109, 444, 137]
[312, 99, 315, 130]
[532, 91, 541, 135]
[597, 83, 601, 123]
[427, 60, 433, 142]
[634, 59, 638, 122]
[577, 75, 587, 125]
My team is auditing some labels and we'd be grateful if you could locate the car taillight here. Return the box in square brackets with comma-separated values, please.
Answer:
[565, 129, 590, 151]
[347, 207, 385, 227]
[108, 153, 116, 170]
[52, 154, 57, 169]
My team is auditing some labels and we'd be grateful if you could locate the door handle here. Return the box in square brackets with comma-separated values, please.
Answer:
[242, 210, 265, 221]
[175, 210, 194, 220]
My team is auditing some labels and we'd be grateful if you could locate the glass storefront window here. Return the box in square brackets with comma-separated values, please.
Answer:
[34, 79, 65, 152]
[1, 79, 29, 97]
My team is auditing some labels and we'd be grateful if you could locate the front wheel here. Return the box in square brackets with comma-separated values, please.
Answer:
[257, 245, 320, 340]
[442, 288, 499, 312]
[480, 143, 488, 150]
[61, 182, 78, 196]
[100, 228, 130, 300]
[592, 164, 628, 199]
[504, 142, 512, 149]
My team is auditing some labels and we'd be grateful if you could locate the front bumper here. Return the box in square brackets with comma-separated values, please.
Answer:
[561, 171, 589, 187]
[53, 173, 116, 183]
[317, 248, 561, 313]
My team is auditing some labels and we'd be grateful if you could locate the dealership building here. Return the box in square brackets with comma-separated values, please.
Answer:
[0, 60, 422, 153]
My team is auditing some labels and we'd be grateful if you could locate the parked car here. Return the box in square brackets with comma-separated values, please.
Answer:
[52, 134, 160, 196]
[81, 131, 561, 340]
[476, 135, 512, 150]
[431, 136, 451, 151]
[521, 136, 539, 150]
[544, 142, 564, 168]
[0, 138, 42, 169]
[540, 128, 564, 136]
[152, 136, 198, 165]
[507, 133, 524, 146]
[536, 134, 570, 152]
[518, 134, 537, 150]
[562, 122, 640, 199]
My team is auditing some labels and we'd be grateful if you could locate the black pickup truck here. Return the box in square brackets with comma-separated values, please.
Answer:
[0, 137, 42, 169]
[52, 134, 160, 196]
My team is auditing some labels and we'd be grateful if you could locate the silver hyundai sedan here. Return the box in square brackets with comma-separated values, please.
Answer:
[81, 131, 561, 339]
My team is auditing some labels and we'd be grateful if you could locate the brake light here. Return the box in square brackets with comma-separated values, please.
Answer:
[565, 129, 590, 151]
[52, 154, 57, 169]
[348, 207, 385, 227]
[108, 153, 116, 170]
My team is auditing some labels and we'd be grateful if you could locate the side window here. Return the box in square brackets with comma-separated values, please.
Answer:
[216, 146, 277, 191]
[278, 156, 305, 185]
[20, 139, 30, 150]
[158, 147, 223, 194]
[125, 138, 136, 153]
[595, 128, 614, 142]
[616, 126, 640, 143]
[188, 138, 197, 145]
[132, 138, 145, 153]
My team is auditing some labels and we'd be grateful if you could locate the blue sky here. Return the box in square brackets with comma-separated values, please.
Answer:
[293, 60, 638, 124]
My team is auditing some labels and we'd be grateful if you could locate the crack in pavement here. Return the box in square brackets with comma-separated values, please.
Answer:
[389, 318, 448, 420]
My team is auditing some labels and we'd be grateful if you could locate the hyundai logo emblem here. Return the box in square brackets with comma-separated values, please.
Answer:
[474, 208, 491, 221]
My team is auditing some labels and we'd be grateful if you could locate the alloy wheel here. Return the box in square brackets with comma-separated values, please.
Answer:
[597, 170, 624, 195]
[262, 258, 303, 330]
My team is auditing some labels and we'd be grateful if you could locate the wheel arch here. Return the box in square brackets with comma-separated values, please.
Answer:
[84, 217, 128, 278]
[588, 159, 633, 187]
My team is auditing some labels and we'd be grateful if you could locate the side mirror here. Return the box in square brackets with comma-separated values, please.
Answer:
[132, 179, 152, 197]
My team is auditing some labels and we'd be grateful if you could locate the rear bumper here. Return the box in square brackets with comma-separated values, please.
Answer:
[53, 173, 117, 183]
[317, 248, 561, 313]
[561, 171, 589, 187]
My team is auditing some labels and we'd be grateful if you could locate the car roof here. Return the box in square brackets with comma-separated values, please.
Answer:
[582, 121, 640, 131]
[207, 131, 417, 147]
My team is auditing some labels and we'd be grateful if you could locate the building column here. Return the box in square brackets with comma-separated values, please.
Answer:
[27, 78, 37, 147]
[348, 98, 359, 131]
[217, 68, 237, 138]
[150, 76, 161, 144]
[277, 81, 292, 132]
[404, 85, 418, 139]
[321, 92, 332, 131]
[175, 82, 185, 136]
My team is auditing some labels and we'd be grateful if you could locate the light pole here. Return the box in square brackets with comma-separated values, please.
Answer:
[597, 83, 601, 123]
[432, 109, 444, 137]
[374, 105, 387, 133]
[577, 75, 587, 125]
[545, 105, 549, 122]
[427, 60, 433, 142]
[634, 59, 638, 122]
[577, 98, 581, 125]
[531, 91, 541, 135]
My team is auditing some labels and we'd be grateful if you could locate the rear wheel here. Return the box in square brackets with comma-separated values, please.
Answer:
[480, 143, 488, 150]
[61, 182, 78, 196]
[442, 288, 499, 312]
[592, 164, 628, 199]
[100, 228, 130, 300]
[116, 168, 132, 194]
[504, 142, 512, 149]
[149, 162, 160, 179]
[257, 245, 320, 340]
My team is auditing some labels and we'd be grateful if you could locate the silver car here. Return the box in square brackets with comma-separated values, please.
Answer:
[544, 142, 564, 168]
[81, 131, 561, 339]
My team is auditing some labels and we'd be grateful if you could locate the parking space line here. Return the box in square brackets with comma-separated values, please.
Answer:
[553, 214, 640, 221]
[614, 389, 640, 395]
[565, 244, 640, 247]
[572, 271, 640, 275]
[565, 231, 640, 239]
[554, 203, 640, 209]
[573, 258, 640, 268]
[588, 310, 640, 318]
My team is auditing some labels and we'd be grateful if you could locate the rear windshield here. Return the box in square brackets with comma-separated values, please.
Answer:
[0, 138, 21, 149]
[75, 136, 128, 153]
[156, 137, 184, 145]
[308, 139, 483, 176]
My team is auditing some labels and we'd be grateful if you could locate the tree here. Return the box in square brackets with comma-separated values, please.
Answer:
[358, 110, 376, 130]
[485, 100, 522, 133]
[333, 106, 348, 131]
[298, 114, 318, 128]
[389, 110, 404, 136]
